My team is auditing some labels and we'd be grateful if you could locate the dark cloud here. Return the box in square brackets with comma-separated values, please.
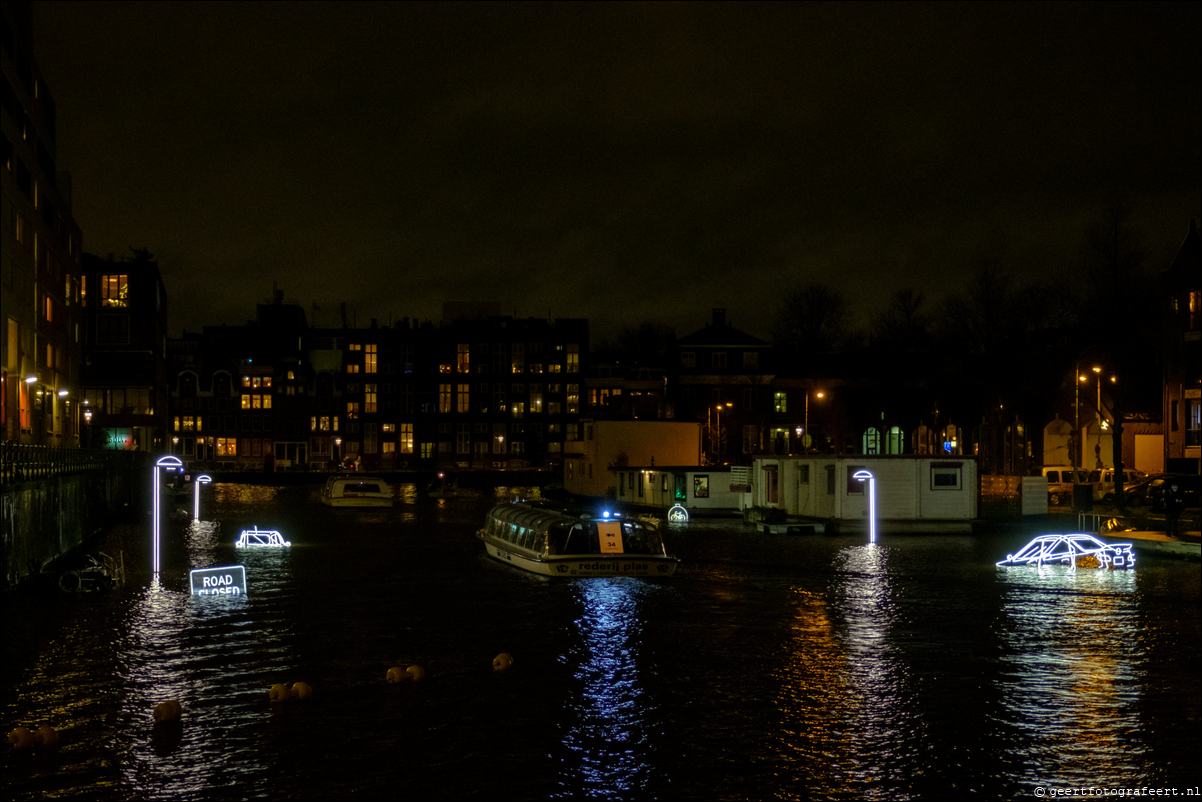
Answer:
[33, 1, 1202, 341]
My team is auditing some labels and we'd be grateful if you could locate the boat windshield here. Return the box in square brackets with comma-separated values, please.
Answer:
[551, 521, 664, 556]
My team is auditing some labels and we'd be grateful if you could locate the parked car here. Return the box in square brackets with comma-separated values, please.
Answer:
[1041, 466, 1089, 503]
[1149, 474, 1202, 513]
[1123, 473, 1200, 509]
[1088, 468, 1148, 503]
[1123, 474, 1161, 507]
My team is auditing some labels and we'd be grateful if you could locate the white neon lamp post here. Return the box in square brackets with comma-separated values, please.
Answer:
[152, 455, 184, 574]
[193, 474, 212, 520]
[853, 469, 877, 545]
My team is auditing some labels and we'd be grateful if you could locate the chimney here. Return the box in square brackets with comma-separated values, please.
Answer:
[712, 308, 726, 328]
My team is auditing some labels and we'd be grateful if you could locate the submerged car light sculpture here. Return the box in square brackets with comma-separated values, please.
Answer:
[997, 533, 1135, 569]
[235, 526, 291, 548]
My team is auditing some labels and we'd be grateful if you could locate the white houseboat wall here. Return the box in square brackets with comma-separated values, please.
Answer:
[612, 466, 745, 514]
[750, 455, 978, 533]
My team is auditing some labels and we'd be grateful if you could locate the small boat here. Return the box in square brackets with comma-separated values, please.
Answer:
[997, 533, 1136, 569]
[320, 475, 394, 507]
[235, 526, 291, 548]
[478, 503, 679, 577]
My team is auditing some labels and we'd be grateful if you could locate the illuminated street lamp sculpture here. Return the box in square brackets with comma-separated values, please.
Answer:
[193, 474, 212, 521]
[152, 455, 184, 575]
[853, 469, 877, 545]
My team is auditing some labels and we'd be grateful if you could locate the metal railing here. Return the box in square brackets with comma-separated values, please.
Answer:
[0, 442, 151, 485]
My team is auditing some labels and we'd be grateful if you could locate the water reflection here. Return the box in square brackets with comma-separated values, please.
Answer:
[998, 565, 1143, 788]
[113, 519, 300, 798]
[558, 578, 658, 798]
[773, 544, 918, 800]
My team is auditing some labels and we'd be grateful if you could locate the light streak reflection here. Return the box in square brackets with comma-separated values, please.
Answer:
[998, 565, 1144, 786]
[557, 578, 659, 798]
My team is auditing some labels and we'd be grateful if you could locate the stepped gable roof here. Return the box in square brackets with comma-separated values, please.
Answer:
[676, 309, 769, 348]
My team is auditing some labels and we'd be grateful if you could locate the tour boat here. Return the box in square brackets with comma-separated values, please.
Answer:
[319, 475, 395, 507]
[478, 503, 679, 577]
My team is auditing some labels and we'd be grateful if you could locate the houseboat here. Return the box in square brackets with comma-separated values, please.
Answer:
[478, 503, 679, 577]
[319, 475, 395, 507]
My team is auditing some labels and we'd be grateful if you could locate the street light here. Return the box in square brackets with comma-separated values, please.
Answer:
[152, 455, 184, 575]
[193, 474, 212, 520]
[853, 469, 877, 545]
[804, 390, 824, 453]
[713, 403, 731, 464]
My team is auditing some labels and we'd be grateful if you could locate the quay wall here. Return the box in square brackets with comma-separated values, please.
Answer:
[1, 466, 142, 589]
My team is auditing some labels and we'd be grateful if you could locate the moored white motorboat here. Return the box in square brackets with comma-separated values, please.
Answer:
[320, 475, 394, 507]
[478, 503, 679, 577]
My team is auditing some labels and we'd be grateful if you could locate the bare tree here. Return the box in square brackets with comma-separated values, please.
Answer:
[772, 283, 849, 356]
[1080, 192, 1152, 506]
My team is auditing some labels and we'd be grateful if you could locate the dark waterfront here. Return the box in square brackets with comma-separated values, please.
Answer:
[3, 484, 1200, 800]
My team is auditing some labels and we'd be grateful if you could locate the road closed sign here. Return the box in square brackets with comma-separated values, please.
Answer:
[190, 565, 247, 597]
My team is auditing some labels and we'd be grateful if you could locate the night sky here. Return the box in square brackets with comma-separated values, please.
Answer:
[32, 2, 1202, 342]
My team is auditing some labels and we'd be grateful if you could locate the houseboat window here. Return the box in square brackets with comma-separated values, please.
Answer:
[694, 475, 709, 498]
[931, 466, 962, 490]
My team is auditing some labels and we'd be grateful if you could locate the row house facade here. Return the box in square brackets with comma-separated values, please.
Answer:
[1, 4, 85, 446]
[1162, 218, 1201, 473]
[166, 300, 589, 473]
[79, 253, 170, 451]
[669, 309, 968, 466]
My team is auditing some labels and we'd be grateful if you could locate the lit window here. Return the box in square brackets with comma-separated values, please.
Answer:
[457, 344, 470, 373]
[566, 344, 579, 373]
[346, 364, 360, 374]
[774, 392, 787, 413]
[100, 274, 128, 307]
[366, 344, 377, 373]
[365, 384, 377, 414]
[457, 384, 470, 413]
[400, 424, 414, 454]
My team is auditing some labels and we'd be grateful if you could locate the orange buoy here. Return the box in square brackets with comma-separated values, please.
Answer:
[386, 666, 406, 684]
[269, 683, 291, 703]
[406, 665, 425, 682]
[493, 653, 514, 672]
[34, 726, 59, 750]
[153, 700, 182, 723]
[290, 681, 313, 700]
[8, 726, 35, 751]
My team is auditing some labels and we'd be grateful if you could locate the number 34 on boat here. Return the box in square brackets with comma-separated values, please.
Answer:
[478, 503, 679, 577]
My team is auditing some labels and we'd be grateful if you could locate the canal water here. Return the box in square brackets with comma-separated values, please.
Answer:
[2, 483, 1199, 800]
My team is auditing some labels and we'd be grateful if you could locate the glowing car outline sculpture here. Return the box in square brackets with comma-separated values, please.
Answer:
[997, 533, 1135, 569]
[235, 526, 291, 548]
